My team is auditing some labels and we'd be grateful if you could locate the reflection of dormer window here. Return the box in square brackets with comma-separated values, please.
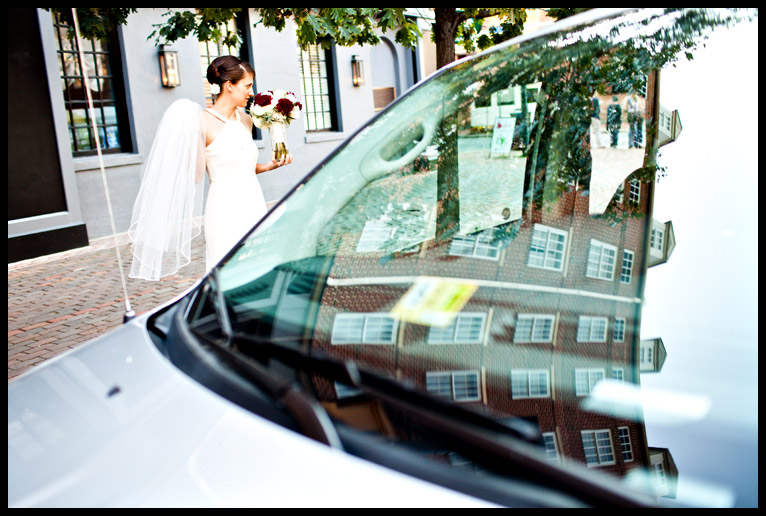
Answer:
[449, 229, 501, 260]
[653, 462, 668, 490]
[586, 240, 617, 280]
[528, 224, 567, 271]
[651, 227, 664, 252]
[611, 367, 624, 382]
[428, 313, 486, 344]
[641, 343, 654, 365]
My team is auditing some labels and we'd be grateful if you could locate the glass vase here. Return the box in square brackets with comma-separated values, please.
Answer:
[269, 122, 289, 161]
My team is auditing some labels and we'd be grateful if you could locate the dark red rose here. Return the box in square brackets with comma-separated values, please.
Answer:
[275, 98, 295, 117]
[253, 93, 273, 107]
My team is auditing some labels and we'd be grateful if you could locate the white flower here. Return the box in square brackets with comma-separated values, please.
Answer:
[250, 104, 267, 117]
[209, 83, 221, 95]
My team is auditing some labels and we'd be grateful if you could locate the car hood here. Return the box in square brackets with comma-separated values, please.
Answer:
[8, 316, 495, 507]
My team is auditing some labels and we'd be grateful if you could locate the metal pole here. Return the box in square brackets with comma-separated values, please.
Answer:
[71, 9, 135, 323]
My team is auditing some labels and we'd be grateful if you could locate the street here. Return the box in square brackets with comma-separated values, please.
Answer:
[8, 232, 207, 381]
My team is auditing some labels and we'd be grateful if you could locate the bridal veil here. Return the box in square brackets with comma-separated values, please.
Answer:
[129, 99, 206, 281]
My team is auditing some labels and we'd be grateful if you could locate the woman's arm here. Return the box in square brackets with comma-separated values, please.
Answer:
[242, 110, 293, 174]
[256, 154, 292, 174]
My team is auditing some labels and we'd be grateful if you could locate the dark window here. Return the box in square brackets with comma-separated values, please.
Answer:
[52, 12, 130, 156]
[298, 44, 340, 131]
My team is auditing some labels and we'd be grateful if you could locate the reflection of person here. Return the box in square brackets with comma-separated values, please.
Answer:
[625, 92, 643, 148]
[589, 95, 605, 149]
[606, 95, 622, 147]
[129, 56, 292, 280]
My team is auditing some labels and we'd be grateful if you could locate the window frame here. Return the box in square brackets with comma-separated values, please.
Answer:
[586, 239, 618, 281]
[581, 429, 616, 467]
[613, 317, 626, 342]
[620, 249, 634, 284]
[428, 313, 487, 344]
[575, 367, 605, 396]
[510, 369, 551, 399]
[425, 370, 481, 402]
[617, 426, 634, 462]
[628, 178, 641, 205]
[527, 224, 568, 271]
[331, 312, 398, 345]
[298, 43, 342, 132]
[514, 313, 556, 343]
[577, 316, 608, 343]
[449, 229, 502, 260]
[52, 12, 132, 157]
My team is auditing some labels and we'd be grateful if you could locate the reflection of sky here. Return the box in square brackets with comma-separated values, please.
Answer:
[639, 18, 758, 508]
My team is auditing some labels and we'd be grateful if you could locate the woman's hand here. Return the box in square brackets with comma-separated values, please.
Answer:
[270, 154, 292, 170]
[256, 154, 292, 174]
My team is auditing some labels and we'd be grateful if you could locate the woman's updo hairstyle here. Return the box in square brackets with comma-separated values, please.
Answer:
[206, 55, 255, 90]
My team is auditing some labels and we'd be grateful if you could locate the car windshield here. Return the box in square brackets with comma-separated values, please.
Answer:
[185, 8, 757, 507]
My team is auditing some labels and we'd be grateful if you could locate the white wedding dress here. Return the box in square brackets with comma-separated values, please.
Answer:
[204, 108, 268, 270]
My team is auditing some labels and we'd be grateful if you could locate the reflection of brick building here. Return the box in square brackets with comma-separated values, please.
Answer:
[310, 174, 662, 481]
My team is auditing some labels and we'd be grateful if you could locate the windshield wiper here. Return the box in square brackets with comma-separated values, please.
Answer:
[225, 332, 657, 508]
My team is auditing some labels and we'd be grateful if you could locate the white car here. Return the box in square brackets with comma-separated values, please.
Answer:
[9, 8, 758, 507]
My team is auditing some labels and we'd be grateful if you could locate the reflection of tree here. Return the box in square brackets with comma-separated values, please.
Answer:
[431, 8, 755, 239]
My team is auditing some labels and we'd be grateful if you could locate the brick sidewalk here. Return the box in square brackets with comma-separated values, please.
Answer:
[8, 232, 207, 381]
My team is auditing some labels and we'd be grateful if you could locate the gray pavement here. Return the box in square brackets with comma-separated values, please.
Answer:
[8, 231, 207, 381]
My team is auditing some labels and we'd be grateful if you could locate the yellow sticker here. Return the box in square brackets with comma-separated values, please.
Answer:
[391, 276, 478, 327]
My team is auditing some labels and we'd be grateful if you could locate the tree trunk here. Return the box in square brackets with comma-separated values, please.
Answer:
[434, 8, 460, 70]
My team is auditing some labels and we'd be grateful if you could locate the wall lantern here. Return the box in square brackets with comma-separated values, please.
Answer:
[351, 55, 364, 87]
[158, 46, 181, 88]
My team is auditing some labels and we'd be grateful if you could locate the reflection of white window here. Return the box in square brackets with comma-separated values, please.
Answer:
[449, 230, 501, 260]
[651, 227, 664, 252]
[331, 313, 398, 344]
[641, 343, 654, 366]
[629, 179, 641, 204]
[620, 250, 634, 284]
[581, 429, 615, 466]
[542, 432, 560, 461]
[575, 368, 605, 396]
[586, 240, 617, 280]
[426, 371, 480, 402]
[611, 367, 624, 382]
[613, 317, 626, 342]
[618, 426, 634, 462]
[428, 313, 486, 344]
[356, 219, 393, 252]
[653, 462, 668, 489]
[577, 316, 608, 342]
[514, 314, 555, 343]
[511, 369, 550, 399]
[527, 224, 567, 271]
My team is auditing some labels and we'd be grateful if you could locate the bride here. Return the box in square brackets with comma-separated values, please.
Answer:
[129, 56, 291, 281]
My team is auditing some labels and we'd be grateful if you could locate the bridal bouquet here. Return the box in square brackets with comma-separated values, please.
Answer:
[249, 90, 302, 128]
[249, 90, 302, 160]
